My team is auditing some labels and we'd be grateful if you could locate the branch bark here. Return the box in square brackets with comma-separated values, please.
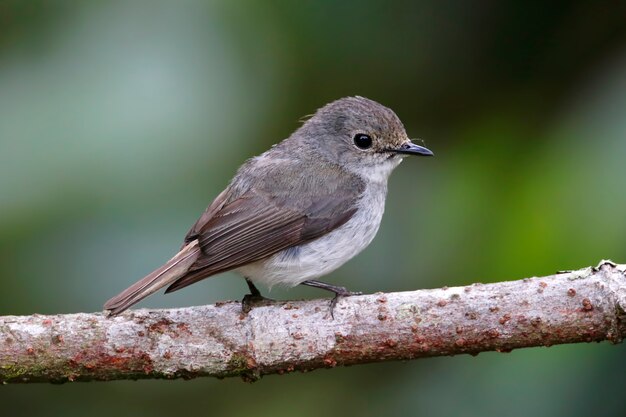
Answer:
[2, 261, 625, 384]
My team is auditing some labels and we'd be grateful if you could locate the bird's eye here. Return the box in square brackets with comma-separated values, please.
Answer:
[353, 133, 372, 149]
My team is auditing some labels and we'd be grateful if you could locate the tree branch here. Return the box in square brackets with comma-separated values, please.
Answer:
[1, 261, 625, 384]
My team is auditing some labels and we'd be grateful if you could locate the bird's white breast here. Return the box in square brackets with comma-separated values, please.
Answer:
[236, 182, 388, 288]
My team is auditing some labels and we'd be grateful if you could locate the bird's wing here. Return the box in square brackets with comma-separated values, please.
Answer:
[165, 185, 361, 293]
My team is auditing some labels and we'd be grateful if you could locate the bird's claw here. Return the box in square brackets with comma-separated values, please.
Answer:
[329, 288, 362, 319]
[241, 293, 276, 314]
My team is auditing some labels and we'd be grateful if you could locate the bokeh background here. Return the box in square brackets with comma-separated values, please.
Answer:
[2, 1, 626, 416]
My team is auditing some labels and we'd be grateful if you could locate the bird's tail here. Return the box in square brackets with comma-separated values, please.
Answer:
[104, 240, 200, 316]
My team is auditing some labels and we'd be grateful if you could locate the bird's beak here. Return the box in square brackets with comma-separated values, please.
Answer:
[386, 141, 434, 156]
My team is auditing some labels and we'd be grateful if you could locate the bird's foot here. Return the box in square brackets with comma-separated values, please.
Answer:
[240, 278, 276, 313]
[241, 293, 276, 314]
[329, 288, 362, 318]
[300, 280, 362, 319]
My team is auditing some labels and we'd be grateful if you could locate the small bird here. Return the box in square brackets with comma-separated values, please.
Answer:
[104, 96, 433, 316]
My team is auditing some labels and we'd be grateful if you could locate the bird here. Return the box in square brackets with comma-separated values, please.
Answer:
[104, 96, 433, 316]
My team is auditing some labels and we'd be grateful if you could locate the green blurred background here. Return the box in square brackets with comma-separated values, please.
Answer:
[2, 1, 626, 416]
